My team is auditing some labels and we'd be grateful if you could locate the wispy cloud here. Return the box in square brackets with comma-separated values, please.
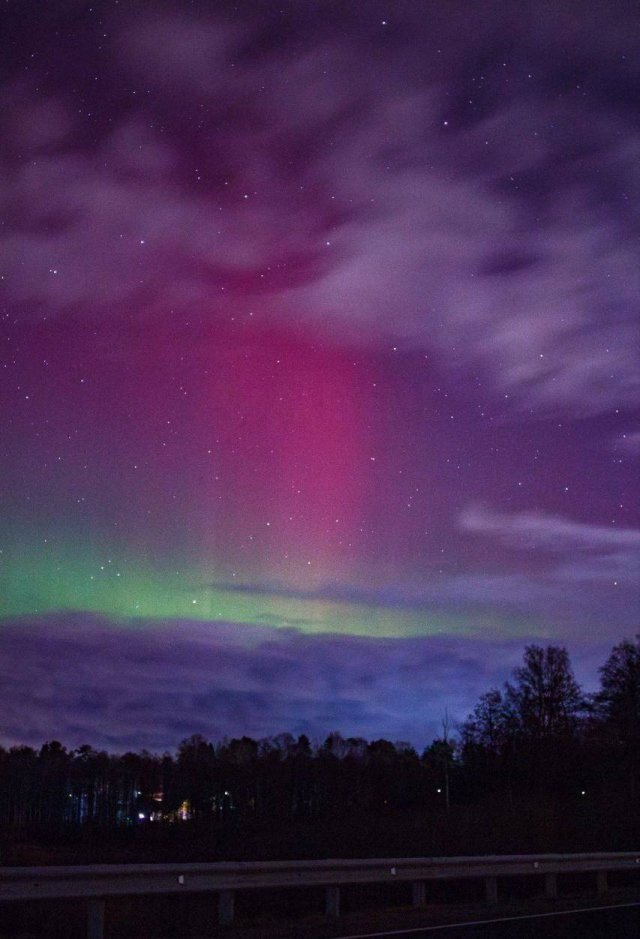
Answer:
[460, 505, 640, 552]
[459, 505, 640, 621]
[614, 430, 640, 454]
[2, 4, 638, 414]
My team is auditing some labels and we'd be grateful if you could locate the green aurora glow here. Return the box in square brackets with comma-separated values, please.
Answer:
[0, 536, 538, 639]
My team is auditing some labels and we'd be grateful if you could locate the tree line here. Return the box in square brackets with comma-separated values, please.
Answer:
[1, 638, 638, 855]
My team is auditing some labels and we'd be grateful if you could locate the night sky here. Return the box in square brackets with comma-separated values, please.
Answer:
[1, 0, 638, 751]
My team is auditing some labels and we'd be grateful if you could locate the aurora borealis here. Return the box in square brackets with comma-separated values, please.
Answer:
[1, 0, 639, 750]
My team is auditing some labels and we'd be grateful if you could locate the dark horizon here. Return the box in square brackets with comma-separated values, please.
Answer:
[1, 637, 638, 868]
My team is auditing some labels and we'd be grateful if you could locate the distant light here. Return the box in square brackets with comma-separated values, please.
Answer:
[580, 790, 586, 796]
[138, 812, 146, 819]
[436, 788, 442, 793]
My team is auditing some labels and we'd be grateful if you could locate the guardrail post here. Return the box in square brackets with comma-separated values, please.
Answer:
[485, 876, 498, 906]
[411, 880, 426, 907]
[325, 884, 340, 917]
[544, 873, 557, 898]
[596, 870, 608, 896]
[218, 889, 235, 925]
[87, 898, 105, 939]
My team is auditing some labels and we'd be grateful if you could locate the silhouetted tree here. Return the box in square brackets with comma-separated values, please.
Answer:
[595, 637, 640, 741]
[593, 637, 640, 800]
[505, 644, 583, 740]
[176, 734, 216, 817]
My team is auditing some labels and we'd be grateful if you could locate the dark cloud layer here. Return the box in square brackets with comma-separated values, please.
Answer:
[0, 614, 611, 752]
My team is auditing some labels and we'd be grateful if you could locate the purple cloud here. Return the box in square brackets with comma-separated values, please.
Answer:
[0, 614, 575, 752]
[2, 3, 638, 415]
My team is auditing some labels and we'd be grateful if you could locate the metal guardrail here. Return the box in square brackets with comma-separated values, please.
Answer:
[2, 852, 639, 937]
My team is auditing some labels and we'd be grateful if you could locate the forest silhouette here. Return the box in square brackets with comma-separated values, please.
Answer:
[2, 639, 638, 865]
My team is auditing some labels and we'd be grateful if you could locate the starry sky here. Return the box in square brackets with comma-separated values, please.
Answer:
[1, 0, 639, 751]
